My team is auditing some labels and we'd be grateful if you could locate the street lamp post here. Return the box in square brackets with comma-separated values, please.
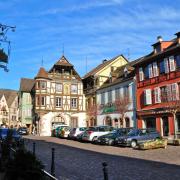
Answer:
[0, 23, 15, 72]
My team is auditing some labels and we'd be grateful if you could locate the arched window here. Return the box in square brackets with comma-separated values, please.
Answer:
[114, 118, 119, 128]
[125, 117, 130, 127]
[105, 116, 112, 126]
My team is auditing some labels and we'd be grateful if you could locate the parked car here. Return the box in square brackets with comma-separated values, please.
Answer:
[68, 127, 87, 139]
[81, 126, 114, 142]
[52, 125, 68, 137]
[17, 127, 29, 135]
[58, 126, 71, 138]
[76, 131, 86, 142]
[0, 128, 22, 143]
[115, 128, 161, 148]
[96, 128, 133, 145]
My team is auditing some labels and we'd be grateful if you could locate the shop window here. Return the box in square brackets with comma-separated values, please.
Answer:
[144, 117, 156, 129]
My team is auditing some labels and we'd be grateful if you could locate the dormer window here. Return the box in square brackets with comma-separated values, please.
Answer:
[124, 67, 128, 77]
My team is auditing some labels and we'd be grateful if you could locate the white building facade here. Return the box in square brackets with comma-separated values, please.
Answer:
[34, 56, 86, 136]
[96, 64, 136, 128]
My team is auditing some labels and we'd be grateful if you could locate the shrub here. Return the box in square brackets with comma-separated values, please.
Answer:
[4, 149, 45, 180]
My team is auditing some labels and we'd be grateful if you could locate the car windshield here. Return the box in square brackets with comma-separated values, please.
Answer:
[127, 129, 138, 136]
[79, 127, 86, 131]
[88, 127, 98, 131]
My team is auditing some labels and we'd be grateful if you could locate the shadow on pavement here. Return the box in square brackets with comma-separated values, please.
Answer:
[23, 137, 180, 180]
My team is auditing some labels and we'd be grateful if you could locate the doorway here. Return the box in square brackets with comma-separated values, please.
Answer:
[162, 116, 169, 136]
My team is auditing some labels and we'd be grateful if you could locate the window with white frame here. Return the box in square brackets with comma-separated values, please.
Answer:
[36, 96, 46, 106]
[124, 86, 129, 98]
[101, 93, 105, 105]
[71, 98, 77, 108]
[144, 89, 152, 105]
[37, 81, 46, 89]
[108, 91, 112, 103]
[56, 97, 62, 107]
[115, 88, 120, 99]
[56, 83, 62, 92]
[154, 87, 161, 103]
[139, 67, 144, 81]
[169, 56, 176, 72]
[153, 62, 158, 77]
[164, 56, 176, 73]
[148, 64, 153, 78]
[41, 96, 46, 106]
[71, 84, 78, 93]
[171, 83, 179, 101]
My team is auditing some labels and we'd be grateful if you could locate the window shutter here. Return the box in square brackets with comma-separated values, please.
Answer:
[148, 64, 153, 78]
[169, 56, 176, 72]
[153, 62, 158, 77]
[167, 85, 172, 101]
[144, 89, 152, 105]
[139, 67, 144, 81]
[154, 87, 161, 103]
[164, 58, 169, 73]
[171, 83, 179, 100]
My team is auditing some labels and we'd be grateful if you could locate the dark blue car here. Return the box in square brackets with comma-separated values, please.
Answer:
[115, 128, 161, 148]
[0, 128, 22, 142]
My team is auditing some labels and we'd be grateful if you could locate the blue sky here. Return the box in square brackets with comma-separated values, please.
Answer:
[0, 0, 180, 90]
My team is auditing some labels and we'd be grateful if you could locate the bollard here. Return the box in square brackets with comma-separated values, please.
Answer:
[51, 148, 55, 177]
[33, 142, 36, 156]
[102, 162, 109, 180]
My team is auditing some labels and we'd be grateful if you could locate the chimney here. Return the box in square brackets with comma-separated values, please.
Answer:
[102, 59, 107, 64]
[157, 36, 163, 42]
[175, 32, 180, 44]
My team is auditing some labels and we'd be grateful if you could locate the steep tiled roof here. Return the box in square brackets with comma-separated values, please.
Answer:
[20, 78, 35, 92]
[54, 55, 73, 67]
[35, 67, 50, 79]
[133, 35, 180, 66]
[0, 89, 18, 107]
[83, 54, 128, 79]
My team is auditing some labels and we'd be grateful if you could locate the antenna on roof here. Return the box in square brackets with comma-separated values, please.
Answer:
[85, 56, 87, 74]
[41, 57, 44, 67]
[62, 43, 64, 56]
[127, 48, 130, 61]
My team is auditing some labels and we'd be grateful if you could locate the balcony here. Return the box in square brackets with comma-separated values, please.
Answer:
[138, 69, 180, 88]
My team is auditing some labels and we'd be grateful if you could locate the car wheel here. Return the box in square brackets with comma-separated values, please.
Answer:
[108, 139, 113, 146]
[131, 140, 137, 148]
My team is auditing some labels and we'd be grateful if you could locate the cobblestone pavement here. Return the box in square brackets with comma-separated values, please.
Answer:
[24, 135, 180, 180]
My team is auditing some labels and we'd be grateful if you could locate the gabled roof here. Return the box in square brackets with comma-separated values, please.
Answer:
[98, 61, 135, 90]
[54, 55, 73, 67]
[20, 78, 35, 92]
[133, 34, 180, 66]
[35, 67, 50, 79]
[83, 54, 128, 79]
[0, 89, 18, 107]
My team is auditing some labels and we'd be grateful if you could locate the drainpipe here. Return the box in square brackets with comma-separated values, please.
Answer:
[173, 112, 177, 139]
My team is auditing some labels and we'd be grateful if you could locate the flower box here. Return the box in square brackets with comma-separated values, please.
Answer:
[138, 139, 167, 150]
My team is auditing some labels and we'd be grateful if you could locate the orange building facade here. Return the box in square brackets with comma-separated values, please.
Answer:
[135, 32, 180, 138]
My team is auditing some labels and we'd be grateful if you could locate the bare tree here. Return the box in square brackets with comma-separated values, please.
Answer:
[86, 104, 99, 127]
[161, 89, 180, 139]
[114, 95, 131, 127]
